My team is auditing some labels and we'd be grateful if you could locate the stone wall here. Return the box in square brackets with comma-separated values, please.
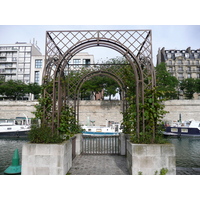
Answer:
[163, 100, 200, 122]
[78, 100, 123, 126]
[1, 100, 200, 124]
[0, 101, 38, 119]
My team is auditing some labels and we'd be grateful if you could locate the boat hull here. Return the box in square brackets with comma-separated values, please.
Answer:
[164, 127, 200, 137]
[82, 131, 119, 136]
[0, 130, 29, 138]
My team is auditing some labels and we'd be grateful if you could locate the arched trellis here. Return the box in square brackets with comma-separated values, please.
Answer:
[43, 30, 156, 135]
[74, 70, 127, 123]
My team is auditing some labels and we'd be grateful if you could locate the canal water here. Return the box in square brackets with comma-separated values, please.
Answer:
[0, 138, 27, 175]
[1, 136, 200, 175]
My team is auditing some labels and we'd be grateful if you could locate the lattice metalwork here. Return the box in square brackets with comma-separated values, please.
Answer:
[43, 30, 155, 135]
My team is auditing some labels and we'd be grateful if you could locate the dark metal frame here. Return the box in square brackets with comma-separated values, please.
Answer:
[43, 30, 156, 135]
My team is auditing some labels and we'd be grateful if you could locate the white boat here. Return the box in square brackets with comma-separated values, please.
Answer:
[0, 114, 31, 138]
[81, 123, 122, 136]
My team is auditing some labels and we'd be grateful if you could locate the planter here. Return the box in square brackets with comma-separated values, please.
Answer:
[21, 140, 72, 175]
[126, 141, 176, 175]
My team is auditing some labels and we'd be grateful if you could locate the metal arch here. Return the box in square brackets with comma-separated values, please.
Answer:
[43, 30, 155, 136]
[74, 70, 127, 123]
[56, 38, 144, 81]
[55, 39, 144, 133]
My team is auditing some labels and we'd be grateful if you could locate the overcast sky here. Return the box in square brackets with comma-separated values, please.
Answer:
[0, 25, 200, 65]
[0, 1, 200, 66]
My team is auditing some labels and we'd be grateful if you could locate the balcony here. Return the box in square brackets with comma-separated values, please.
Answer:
[0, 47, 18, 52]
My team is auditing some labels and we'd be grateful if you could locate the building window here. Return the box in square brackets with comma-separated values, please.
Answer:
[185, 53, 189, 58]
[178, 66, 183, 72]
[186, 60, 190, 65]
[73, 59, 81, 68]
[0, 57, 6, 61]
[168, 60, 172, 65]
[175, 52, 182, 57]
[177, 60, 182, 65]
[35, 59, 42, 68]
[34, 71, 40, 84]
[196, 60, 199, 65]
[194, 53, 198, 59]
[73, 59, 81, 64]
[83, 59, 91, 67]
[187, 73, 191, 78]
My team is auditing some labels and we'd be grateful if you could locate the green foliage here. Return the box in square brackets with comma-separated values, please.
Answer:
[28, 125, 64, 144]
[0, 80, 27, 100]
[31, 79, 82, 143]
[80, 75, 119, 100]
[159, 168, 168, 175]
[27, 82, 41, 99]
[180, 78, 196, 99]
[58, 105, 83, 140]
[138, 171, 143, 175]
[0, 80, 41, 100]
[156, 62, 179, 99]
[123, 87, 168, 144]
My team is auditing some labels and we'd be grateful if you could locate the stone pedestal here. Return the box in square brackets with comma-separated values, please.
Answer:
[21, 140, 72, 175]
[126, 141, 176, 175]
[75, 134, 82, 155]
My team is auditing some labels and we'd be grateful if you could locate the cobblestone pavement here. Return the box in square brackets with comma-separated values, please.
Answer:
[68, 155, 200, 175]
[68, 155, 129, 175]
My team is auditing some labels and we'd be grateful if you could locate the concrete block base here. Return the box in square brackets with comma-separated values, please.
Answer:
[126, 141, 176, 175]
[21, 140, 72, 175]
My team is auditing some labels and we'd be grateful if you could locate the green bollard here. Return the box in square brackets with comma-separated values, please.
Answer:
[4, 149, 21, 175]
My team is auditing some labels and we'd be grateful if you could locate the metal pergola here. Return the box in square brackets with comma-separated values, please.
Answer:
[43, 30, 156, 135]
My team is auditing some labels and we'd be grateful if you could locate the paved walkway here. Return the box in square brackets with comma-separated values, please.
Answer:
[68, 155, 129, 175]
[68, 155, 199, 175]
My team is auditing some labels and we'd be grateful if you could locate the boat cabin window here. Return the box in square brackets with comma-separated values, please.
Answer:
[181, 129, 188, 133]
[171, 128, 178, 132]
[88, 129, 91, 131]
[7, 128, 12, 130]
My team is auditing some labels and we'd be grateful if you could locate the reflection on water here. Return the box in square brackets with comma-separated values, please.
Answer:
[1, 137, 200, 175]
[0, 138, 27, 175]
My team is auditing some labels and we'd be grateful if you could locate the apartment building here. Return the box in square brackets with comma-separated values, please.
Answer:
[0, 42, 42, 84]
[68, 52, 94, 65]
[157, 47, 200, 81]
[0, 43, 95, 100]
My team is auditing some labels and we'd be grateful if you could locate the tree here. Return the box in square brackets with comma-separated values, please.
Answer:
[27, 83, 41, 99]
[180, 78, 196, 99]
[195, 79, 200, 94]
[0, 80, 28, 100]
[80, 75, 119, 100]
[155, 62, 179, 99]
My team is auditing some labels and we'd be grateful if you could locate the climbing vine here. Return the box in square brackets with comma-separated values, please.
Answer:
[30, 79, 82, 143]
[122, 87, 168, 144]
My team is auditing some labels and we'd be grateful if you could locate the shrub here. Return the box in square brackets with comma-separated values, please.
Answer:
[28, 125, 65, 144]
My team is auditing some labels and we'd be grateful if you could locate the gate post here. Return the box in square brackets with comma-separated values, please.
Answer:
[75, 133, 82, 155]
[119, 133, 126, 155]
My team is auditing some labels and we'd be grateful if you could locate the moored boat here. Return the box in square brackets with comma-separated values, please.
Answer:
[0, 114, 31, 138]
[81, 123, 121, 136]
[164, 119, 200, 137]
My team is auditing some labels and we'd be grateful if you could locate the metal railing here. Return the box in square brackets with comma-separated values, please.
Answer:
[82, 135, 119, 155]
